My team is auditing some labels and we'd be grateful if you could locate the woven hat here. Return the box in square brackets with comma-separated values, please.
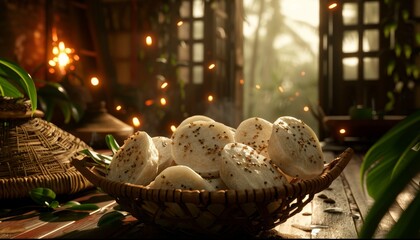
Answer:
[0, 98, 93, 199]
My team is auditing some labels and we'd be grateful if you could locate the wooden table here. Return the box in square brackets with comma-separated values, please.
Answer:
[0, 150, 415, 239]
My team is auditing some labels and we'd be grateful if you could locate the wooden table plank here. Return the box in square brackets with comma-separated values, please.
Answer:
[309, 151, 359, 239]
[13, 201, 117, 239]
[0, 191, 116, 239]
[275, 200, 312, 238]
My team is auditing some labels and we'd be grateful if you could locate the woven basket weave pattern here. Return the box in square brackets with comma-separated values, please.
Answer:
[72, 147, 353, 236]
[0, 109, 93, 199]
[1, 118, 87, 177]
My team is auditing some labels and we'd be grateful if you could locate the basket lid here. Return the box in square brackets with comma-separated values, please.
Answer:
[0, 112, 92, 178]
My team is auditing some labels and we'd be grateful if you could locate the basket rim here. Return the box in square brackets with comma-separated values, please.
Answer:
[0, 168, 93, 199]
[71, 148, 354, 205]
[0, 109, 44, 119]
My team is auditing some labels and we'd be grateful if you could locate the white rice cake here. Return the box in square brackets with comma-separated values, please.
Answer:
[147, 165, 216, 191]
[267, 116, 324, 179]
[107, 131, 158, 185]
[219, 142, 289, 190]
[171, 120, 235, 178]
[234, 117, 273, 157]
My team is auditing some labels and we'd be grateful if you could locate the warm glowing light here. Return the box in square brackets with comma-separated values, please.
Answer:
[115, 105, 122, 111]
[207, 95, 214, 102]
[90, 77, 100, 86]
[52, 28, 58, 42]
[170, 125, 177, 133]
[59, 41, 65, 50]
[278, 86, 284, 92]
[145, 99, 154, 106]
[328, 2, 338, 9]
[49, 39, 77, 73]
[255, 84, 261, 90]
[48, 60, 56, 66]
[132, 117, 141, 127]
[160, 82, 168, 89]
[208, 63, 216, 69]
[303, 106, 309, 112]
[239, 79, 244, 85]
[57, 52, 70, 67]
[48, 68, 55, 74]
[177, 21, 183, 26]
[339, 128, 346, 134]
[160, 97, 167, 105]
[295, 91, 300, 97]
[52, 47, 59, 55]
[146, 36, 153, 46]
[300, 71, 306, 76]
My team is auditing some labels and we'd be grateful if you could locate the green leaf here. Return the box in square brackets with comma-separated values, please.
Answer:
[386, 61, 395, 76]
[395, 43, 402, 57]
[37, 82, 77, 123]
[0, 58, 37, 113]
[359, 146, 420, 238]
[97, 211, 125, 227]
[80, 149, 112, 166]
[387, 192, 420, 238]
[403, 44, 412, 59]
[391, 137, 420, 179]
[105, 134, 120, 154]
[0, 76, 24, 98]
[363, 156, 395, 199]
[29, 187, 56, 207]
[62, 201, 81, 208]
[48, 200, 60, 208]
[67, 203, 100, 211]
[416, 33, 420, 45]
[361, 110, 420, 188]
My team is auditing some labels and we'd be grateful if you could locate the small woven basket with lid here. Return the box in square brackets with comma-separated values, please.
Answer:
[72, 147, 353, 236]
[0, 99, 93, 199]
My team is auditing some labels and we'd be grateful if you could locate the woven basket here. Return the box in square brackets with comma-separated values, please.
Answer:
[72, 147, 354, 236]
[0, 99, 94, 199]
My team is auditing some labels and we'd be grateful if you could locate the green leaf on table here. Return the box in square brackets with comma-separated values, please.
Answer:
[97, 211, 125, 227]
[29, 187, 56, 207]
[48, 200, 60, 209]
[67, 203, 100, 211]
[62, 201, 81, 208]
